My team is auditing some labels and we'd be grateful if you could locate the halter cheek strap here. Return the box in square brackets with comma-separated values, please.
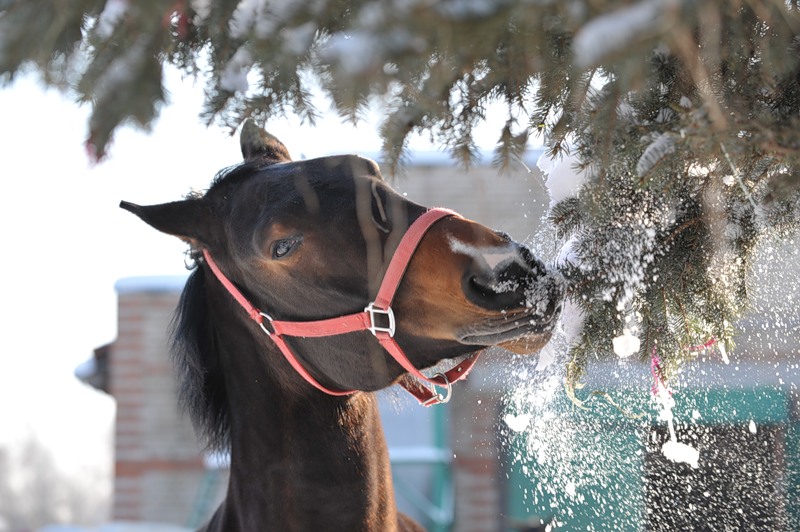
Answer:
[202, 208, 481, 406]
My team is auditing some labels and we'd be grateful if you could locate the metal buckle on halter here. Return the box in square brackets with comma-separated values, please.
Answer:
[422, 373, 452, 406]
[365, 302, 396, 338]
[258, 312, 276, 336]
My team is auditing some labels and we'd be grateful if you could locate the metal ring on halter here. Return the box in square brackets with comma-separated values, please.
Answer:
[365, 302, 396, 337]
[428, 373, 452, 404]
[258, 312, 275, 336]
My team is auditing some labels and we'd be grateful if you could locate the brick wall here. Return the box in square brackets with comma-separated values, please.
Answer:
[451, 383, 505, 532]
[112, 281, 226, 524]
[395, 161, 547, 243]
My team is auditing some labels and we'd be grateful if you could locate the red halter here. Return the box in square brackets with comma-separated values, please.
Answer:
[202, 208, 481, 406]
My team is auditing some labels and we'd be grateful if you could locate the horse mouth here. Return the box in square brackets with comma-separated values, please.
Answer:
[458, 307, 561, 352]
[458, 272, 565, 354]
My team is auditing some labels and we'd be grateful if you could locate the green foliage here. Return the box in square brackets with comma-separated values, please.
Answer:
[547, 1, 800, 389]
[2, 0, 799, 385]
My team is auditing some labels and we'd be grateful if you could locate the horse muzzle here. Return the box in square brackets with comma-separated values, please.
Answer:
[458, 243, 565, 354]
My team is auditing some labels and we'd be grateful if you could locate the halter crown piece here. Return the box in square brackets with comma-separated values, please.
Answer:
[202, 208, 481, 406]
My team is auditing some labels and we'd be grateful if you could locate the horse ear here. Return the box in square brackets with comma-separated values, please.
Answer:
[240, 119, 292, 164]
[120, 199, 215, 246]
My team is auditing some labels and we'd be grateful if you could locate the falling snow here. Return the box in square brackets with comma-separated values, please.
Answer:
[537, 146, 591, 207]
[500, 217, 799, 529]
[612, 329, 641, 358]
[504, 412, 533, 433]
[661, 439, 699, 469]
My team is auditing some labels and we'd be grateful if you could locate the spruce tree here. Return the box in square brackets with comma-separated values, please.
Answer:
[2, 0, 798, 387]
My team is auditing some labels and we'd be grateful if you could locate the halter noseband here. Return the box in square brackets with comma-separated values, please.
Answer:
[202, 208, 481, 406]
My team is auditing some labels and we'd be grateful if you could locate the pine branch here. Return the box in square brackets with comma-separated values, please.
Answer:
[2, 0, 799, 386]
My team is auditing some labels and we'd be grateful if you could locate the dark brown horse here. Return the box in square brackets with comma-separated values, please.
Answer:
[121, 121, 564, 531]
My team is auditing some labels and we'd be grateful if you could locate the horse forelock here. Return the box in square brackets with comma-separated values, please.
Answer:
[170, 266, 231, 451]
[207, 160, 266, 195]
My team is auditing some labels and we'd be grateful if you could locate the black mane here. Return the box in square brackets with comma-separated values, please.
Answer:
[166, 162, 264, 451]
[171, 254, 231, 451]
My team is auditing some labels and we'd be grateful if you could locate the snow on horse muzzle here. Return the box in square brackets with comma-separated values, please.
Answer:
[451, 232, 565, 353]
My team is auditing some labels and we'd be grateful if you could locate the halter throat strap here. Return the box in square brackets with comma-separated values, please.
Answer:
[201, 207, 480, 406]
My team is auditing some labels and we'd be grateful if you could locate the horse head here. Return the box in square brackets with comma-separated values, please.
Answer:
[121, 120, 564, 401]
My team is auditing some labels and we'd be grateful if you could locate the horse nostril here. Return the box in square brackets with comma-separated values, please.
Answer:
[465, 272, 527, 311]
[463, 245, 552, 311]
[469, 275, 496, 298]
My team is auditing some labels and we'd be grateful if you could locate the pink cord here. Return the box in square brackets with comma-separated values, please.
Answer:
[688, 337, 717, 352]
[650, 345, 671, 397]
[651, 337, 716, 396]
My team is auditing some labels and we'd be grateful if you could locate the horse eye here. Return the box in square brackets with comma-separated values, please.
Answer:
[272, 236, 302, 259]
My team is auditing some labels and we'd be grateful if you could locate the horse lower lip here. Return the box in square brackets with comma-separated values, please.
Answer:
[458, 316, 555, 346]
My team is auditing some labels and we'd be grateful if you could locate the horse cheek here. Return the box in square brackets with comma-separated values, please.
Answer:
[402, 218, 510, 331]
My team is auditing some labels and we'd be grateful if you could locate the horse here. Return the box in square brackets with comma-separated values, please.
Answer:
[120, 120, 565, 531]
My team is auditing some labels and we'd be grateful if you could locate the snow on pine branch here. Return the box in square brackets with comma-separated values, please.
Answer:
[220, 47, 254, 94]
[190, 0, 212, 23]
[573, 0, 679, 69]
[95, 0, 128, 40]
[636, 132, 677, 177]
[229, 0, 303, 39]
[320, 31, 382, 75]
[93, 38, 147, 103]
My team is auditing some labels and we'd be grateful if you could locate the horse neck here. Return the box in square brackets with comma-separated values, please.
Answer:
[205, 287, 403, 531]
